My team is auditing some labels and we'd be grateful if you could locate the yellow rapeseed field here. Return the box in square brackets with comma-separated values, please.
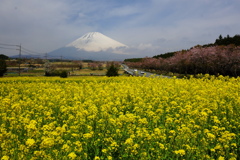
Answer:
[0, 75, 239, 159]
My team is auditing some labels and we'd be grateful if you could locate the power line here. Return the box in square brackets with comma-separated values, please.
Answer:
[0, 46, 18, 50]
[21, 46, 45, 55]
[0, 43, 18, 47]
[47, 55, 62, 58]
[0, 42, 63, 60]
[0, 42, 45, 56]
[21, 50, 43, 56]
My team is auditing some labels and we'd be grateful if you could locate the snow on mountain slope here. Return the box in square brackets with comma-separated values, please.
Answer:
[66, 32, 128, 52]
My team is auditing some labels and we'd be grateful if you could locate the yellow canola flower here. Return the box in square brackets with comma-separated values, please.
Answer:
[26, 138, 35, 147]
[125, 138, 134, 145]
[1, 156, 9, 160]
[158, 143, 165, 150]
[26, 120, 38, 130]
[174, 149, 186, 156]
[0, 75, 239, 159]
[68, 152, 77, 159]
[40, 138, 55, 148]
[207, 133, 216, 140]
[62, 144, 71, 152]
[218, 156, 225, 160]
[107, 156, 113, 160]
[83, 131, 94, 139]
[94, 156, 100, 160]
[102, 148, 107, 154]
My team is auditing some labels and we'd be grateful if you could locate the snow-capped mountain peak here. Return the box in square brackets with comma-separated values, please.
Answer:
[48, 32, 132, 61]
[66, 32, 128, 52]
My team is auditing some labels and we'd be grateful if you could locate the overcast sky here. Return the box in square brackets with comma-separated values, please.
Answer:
[0, 0, 240, 57]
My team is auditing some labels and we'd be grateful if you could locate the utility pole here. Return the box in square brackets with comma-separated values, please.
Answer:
[45, 53, 48, 60]
[16, 44, 21, 76]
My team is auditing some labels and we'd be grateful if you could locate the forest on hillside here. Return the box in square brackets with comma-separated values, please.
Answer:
[151, 34, 240, 59]
[125, 35, 240, 77]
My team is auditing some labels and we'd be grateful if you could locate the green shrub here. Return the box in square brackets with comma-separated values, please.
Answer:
[106, 64, 119, 77]
[60, 70, 68, 78]
[0, 59, 7, 77]
[45, 70, 68, 78]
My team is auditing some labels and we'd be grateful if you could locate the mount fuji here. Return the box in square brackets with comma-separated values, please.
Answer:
[48, 32, 131, 61]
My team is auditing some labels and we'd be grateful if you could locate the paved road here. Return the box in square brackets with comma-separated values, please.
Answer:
[122, 64, 171, 78]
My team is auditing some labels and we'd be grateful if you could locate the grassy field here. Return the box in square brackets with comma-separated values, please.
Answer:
[5, 62, 124, 77]
[71, 69, 125, 76]
[0, 75, 239, 159]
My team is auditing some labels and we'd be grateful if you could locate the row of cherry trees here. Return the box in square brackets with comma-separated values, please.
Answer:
[126, 45, 240, 77]
[88, 62, 104, 70]
[88, 61, 121, 70]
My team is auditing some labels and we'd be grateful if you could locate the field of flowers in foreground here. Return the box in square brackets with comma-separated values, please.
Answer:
[0, 76, 239, 160]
